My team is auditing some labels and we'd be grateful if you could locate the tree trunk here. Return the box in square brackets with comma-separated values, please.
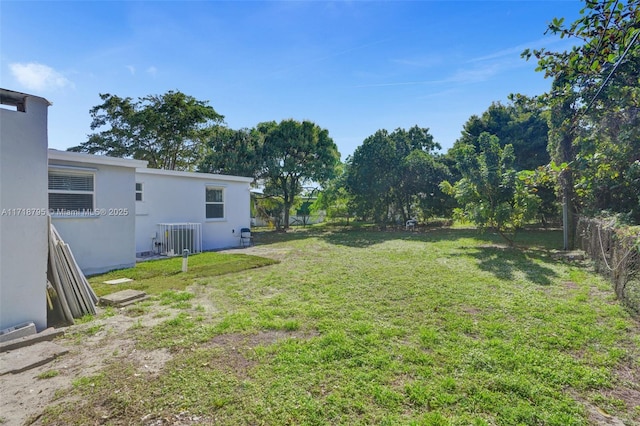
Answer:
[560, 166, 576, 250]
[283, 202, 291, 230]
[550, 77, 578, 250]
[559, 129, 576, 250]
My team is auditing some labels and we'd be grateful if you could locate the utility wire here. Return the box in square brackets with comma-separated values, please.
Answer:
[583, 27, 640, 115]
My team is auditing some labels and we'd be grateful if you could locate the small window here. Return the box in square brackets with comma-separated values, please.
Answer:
[205, 187, 224, 219]
[135, 182, 143, 201]
[49, 171, 94, 214]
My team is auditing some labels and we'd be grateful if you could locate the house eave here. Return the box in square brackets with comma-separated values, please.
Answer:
[1, 88, 52, 108]
[48, 149, 148, 169]
[135, 167, 253, 183]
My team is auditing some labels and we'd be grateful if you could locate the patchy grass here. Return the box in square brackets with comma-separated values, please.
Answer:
[36, 370, 60, 380]
[158, 290, 196, 309]
[38, 228, 640, 425]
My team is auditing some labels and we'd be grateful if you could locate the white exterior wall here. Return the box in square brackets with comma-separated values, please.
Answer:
[49, 152, 146, 275]
[135, 169, 252, 254]
[0, 92, 50, 331]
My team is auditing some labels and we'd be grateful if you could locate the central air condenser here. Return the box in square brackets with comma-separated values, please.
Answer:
[157, 223, 202, 256]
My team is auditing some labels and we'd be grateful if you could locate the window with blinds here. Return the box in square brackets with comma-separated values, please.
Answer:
[48, 171, 95, 213]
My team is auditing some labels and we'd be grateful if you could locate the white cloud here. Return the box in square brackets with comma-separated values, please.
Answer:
[126, 65, 136, 75]
[9, 62, 73, 91]
[146, 66, 157, 76]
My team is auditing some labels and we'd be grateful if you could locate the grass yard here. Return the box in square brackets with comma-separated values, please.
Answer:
[88, 251, 280, 296]
[36, 227, 640, 425]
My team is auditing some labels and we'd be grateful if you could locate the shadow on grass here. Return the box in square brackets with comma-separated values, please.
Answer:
[463, 245, 559, 285]
[252, 225, 495, 249]
[254, 225, 563, 251]
[254, 226, 564, 285]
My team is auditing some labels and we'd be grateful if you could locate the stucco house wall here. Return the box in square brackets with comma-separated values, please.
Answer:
[48, 150, 147, 275]
[0, 89, 50, 331]
[135, 168, 253, 255]
[0, 87, 253, 333]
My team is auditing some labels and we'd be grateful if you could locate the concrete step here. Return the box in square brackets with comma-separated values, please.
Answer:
[0, 327, 64, 352]
[0, 340, 69, 375]
[99, 289, 148, 307]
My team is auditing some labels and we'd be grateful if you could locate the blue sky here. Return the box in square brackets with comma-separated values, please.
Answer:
[1, 1, 582, 159]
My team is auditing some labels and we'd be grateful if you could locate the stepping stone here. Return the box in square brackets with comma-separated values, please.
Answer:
[0, 322, 36, 343]
[103, 278, 134, 285]
[0, 328, 65, 352]
[0, 341, 69, 375]
[99, 289, 148, 307]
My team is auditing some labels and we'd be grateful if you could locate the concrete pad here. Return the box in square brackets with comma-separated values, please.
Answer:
[116, 295, 150, 307]
[0, 328, 65, 352]
[99, 289, 148, 307]
[103, 278, 134, 285]
[0, 341, 69, 375]
[0, 322, 37, 343]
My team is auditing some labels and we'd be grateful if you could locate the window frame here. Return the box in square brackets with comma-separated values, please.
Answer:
[205, 186, 225, 220]
[135, 182, 144, 202]
[48, 167, 96, 217]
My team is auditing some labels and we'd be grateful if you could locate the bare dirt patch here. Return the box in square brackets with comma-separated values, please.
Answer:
[0, 306, 177, 426]
[203, 330, 319, 380]
[0, 244, 285, 426]
[563, 280, 580, 290]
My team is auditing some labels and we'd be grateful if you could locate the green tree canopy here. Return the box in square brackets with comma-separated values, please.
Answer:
[198, 127, 262, 179]
[257, 119, 340, 229]
[345, 129, 396, 224]
[451, 96, 550, 171]
[312, 162, 354, 223]
[404, 150, 455, 220]
[345, 126, 452, 225]
[523, 0, 640, 233]
[69, 91, 224, 170]
[442, 133, 540, 245]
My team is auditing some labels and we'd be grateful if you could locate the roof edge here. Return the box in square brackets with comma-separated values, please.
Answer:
[48, 149, 149, 168]
[135, 167, 253, 183]
[1, 88, 52, 106]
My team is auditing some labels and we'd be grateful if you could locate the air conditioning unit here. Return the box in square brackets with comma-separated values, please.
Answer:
[157, 223, 202, 256]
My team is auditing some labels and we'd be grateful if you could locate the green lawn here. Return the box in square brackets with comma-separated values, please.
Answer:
[38, 227, 640, 425]
[88, 250, 279, 296]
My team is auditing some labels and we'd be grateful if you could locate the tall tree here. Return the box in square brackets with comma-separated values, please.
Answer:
[258, 119, 340, 229]
[523, 0, 640, 242]
[442, 133, 540, 245]
[572, 53, 640, 221]
[390, 126, 445, 221]
[346, 126, 451, 225]
[452, 97, 550, 171]
[404, 150, 454, 220]
[345, 129, 397, 224]
[198, 127, 262, 178]
[69, 91, 224, 170]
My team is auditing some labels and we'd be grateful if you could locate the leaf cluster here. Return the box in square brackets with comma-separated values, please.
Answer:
[523, 0, 640, 224]
[451, 97, 550, 171]
[69, 91, 224, 171]
[203, 119, 340, 229]
[344, 126, 452, 225]
[442, 133, 541, 244]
